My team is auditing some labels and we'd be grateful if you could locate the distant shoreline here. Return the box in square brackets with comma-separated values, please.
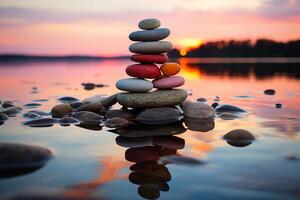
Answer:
[1, 54, 300, 64]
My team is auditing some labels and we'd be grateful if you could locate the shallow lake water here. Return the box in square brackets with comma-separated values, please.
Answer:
[0, 58, 300, 200]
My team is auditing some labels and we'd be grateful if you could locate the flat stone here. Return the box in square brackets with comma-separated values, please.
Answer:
[70, 101, 83, 109]
[136, 107, 183, 125]
[126, 64, 161, 79]
[0, 107, 22, 117]
[2, 101, 14, 108]
[23, 118, 58, 127]
[58, 117, 80, 126]
[116, 78, 153, 92]
[106, 109, 136, 120]
[153, 136, 185, 150]
[138, 18, 161, 30]
[0, 113, 9, 121]
[215, 104, 246, 114]
[131, 54, 168, 64]
[129, 41, 173, 54]
[129, 28, 170, 41]
[22, 112, 41, 119]
[104, 117, 131, 128]
[83, 95, 106, 104]
[23, 103, 41, 108]
[0, 143, 52, 178]
[58, 96, 79, 103]
[181, 100, 215, 119]
[51, 104, 73, 118]
[117, 89, 188, 108]
[153, 76, 185, 89]
[219, 112, 241, 120]
[264, 89, 276, 95]
[158, 155, 204, 166]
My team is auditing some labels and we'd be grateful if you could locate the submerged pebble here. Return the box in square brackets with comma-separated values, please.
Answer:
[82, 83, 96, 90]
[275, 103, 283, 108]
[23, 103, 42, 108]
[27, 110, 50, 116]
[215, 104, 246, 114]
[23, 112, 41, 119]
[264, 89, 276, 95]
[219, 112, 241, 120]
[196, 98, 207, 102]
[58, 117, 80, 126]
[23, 118, 58, 127]
[0, 107, 22, 117]
[223, 129, 255, 147]
[58, 96, 79, 103]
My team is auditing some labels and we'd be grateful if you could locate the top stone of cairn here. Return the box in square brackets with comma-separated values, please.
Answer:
[138, 18, 161, 30]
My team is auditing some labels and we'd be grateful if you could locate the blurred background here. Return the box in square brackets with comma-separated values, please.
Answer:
[0, 0, 299, 57]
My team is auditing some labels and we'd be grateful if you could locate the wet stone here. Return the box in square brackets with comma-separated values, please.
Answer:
[58, 96, 79, 103]
[196, 98, 207, 102]
[104, 117, 131, 128]
[136, 107, 183, 125]
[76, 102, 102, 113]
[70, 101, 83, 109]
[100, 93, 118, 107]
[264, 89, 276, 95]
[215, 104, 246, 114]
[23, 103, 42, 108]
[51, 104, 73, 118]
[23, 112, 41, 119]
[219, 112, 241, 120]
[275, 103, 283, 108]
[0, 113, 9, 121]
[0, 143, 52, 178]
[27, 110, 50, 116]
[223, 129, 255, 147]
[0, 107, 22, 117]
[106, 109, 136, 120]
[211, 102, 219, 109]
[184, 117, 215, 132]
[2, 101, 15, 108]
[58, 117, 80, 126]
[82, 83, 96, 90]
[153, 136, 185, 150]
[181, 100, 215, 119]
[23, 118, 58, 127]
[72, 111, 103, 125]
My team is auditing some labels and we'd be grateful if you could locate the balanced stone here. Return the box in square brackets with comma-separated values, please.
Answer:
[131, 54, 168, 64]
[129, 28, 170, 42]
[138, 18, 161, 30]
[181, 100, 215, 119]
[153, 76, 185, 89]
[126, 64, 161, 79]
[160, 63, 181, 76]
[116, 78, 153, 92]
[117, 89, 188, 108]
[129, 41, 173, 54]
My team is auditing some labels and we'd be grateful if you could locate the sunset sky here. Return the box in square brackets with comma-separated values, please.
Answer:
[0, 0, 299, 56]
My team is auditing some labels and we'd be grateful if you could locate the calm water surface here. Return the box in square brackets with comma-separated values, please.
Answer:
[0, 58, 300, 199]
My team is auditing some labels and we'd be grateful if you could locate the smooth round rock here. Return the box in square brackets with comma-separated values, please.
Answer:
[131, 54, 168, 64]
[104, 117, 130, 128]
[117, 89, 188, 108]
[129, 28, 170, 42]
[116, 78, 153, 92]
[58, 117, 80, 126]
[153, 76, 185, 89]
[153, 136, 185, 150]
[2, 101, 14, 108]
[101, 93, 118, 107]
[275, 103, 283, 108]
[76, 102, 102, 113]
[181, 100, 215, 119]
[51, 104, 73, 118]
[264, 89, 276, 95]
[126, 64, 161, 79]
[136, 107, 183, 125]
[106, 109, 136, 120]
[184, 117, 215, 132]
[129, 41, 173, 54]
[160, 63, 181, 76]
[0, 107, 22, 117]
[223, 129, 255, 147]
[138, 18, 161, 30]
[58, 96, 79, 103]
[23, 118, 58, 127]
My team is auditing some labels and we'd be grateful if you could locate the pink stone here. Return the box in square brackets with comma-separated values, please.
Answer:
[130, 54, 168, 64]
[153, 76, 185, 89]
[126, 64, 161, 79]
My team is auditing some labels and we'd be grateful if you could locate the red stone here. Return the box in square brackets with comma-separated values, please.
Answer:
[126, 64, 161, 79]
[130, 54, 168, 64]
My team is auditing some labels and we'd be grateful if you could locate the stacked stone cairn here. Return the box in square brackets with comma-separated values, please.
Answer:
[116, 18, 188, 125]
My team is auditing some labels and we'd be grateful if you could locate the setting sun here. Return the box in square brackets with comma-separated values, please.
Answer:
[177, 38, 203, 56]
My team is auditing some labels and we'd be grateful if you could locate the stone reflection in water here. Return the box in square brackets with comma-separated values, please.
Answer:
[184, 117, 215, 132]
[114, 121, 186, 199]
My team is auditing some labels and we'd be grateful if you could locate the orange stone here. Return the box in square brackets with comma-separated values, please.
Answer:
[160, 62, 181, 76]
